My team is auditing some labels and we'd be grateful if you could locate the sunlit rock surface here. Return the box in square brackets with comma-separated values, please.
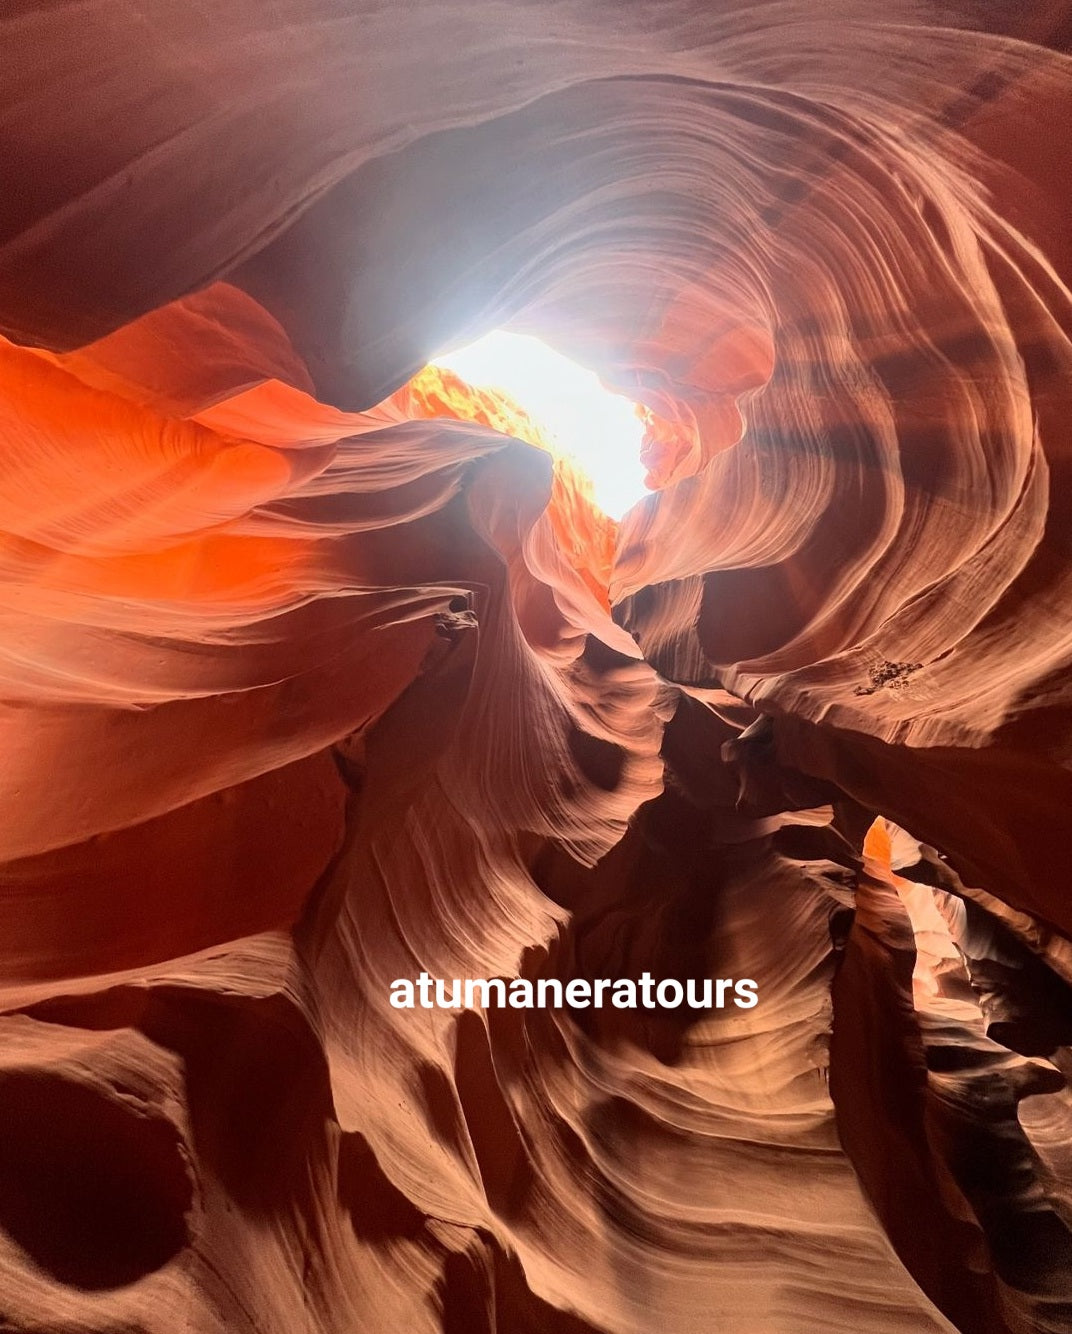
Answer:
[2, 3, 1072, 1331]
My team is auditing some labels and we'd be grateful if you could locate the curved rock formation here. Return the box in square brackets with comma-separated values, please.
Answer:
[2, 2, 1072, 1331]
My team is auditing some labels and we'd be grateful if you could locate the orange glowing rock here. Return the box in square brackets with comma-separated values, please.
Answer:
[862, 816, 893, 870]
[398, 362, 616, 608]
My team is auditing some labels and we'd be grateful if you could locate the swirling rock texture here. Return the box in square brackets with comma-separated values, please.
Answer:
[2, 2, 1072, 1331]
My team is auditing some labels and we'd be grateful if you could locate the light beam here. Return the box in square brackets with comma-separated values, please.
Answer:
[432, 331, 648, 520]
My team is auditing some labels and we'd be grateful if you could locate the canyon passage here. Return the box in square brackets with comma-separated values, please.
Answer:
[2, 3, 1072, 1332]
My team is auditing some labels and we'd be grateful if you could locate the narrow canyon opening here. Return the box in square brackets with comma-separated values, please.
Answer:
[432, 330, 650, 521]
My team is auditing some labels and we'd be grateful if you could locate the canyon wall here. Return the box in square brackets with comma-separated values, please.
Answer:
[2, 3, 1072, 1330]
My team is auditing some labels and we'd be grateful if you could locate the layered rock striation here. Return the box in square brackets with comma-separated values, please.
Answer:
[2, 3, 1072, 1331]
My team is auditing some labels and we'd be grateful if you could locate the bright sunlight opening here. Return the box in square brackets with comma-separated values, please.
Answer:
[432, 331, 648, 520]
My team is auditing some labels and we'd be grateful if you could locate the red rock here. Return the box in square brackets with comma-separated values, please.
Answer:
[1, 4, 1071, 1331]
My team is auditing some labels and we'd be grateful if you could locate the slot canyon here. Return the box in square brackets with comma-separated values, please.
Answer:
[3, 3, 1072, 1331]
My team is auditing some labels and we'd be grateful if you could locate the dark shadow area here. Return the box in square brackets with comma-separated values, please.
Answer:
[0, 1069, 191, 1289]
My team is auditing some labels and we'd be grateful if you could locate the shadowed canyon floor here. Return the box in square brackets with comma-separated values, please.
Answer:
[2, 2, 1072, 1331]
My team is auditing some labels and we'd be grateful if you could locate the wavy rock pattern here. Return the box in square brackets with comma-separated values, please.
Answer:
[2, 3, 1072, 1331]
